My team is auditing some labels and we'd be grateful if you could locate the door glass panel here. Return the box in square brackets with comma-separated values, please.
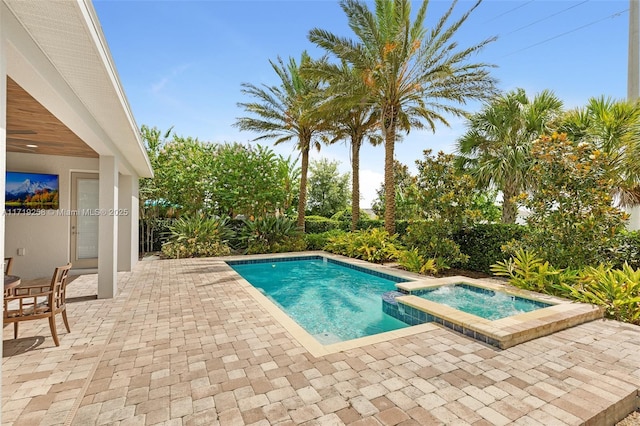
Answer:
[77, 178, 99, 259]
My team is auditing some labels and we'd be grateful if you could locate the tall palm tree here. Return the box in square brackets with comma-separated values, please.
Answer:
[235, 52, 324, 230]
[561, 96, 640, 207]
[456, 88, 563, 224]
[305, 60, 382, 230]
[308, 0, 497, 234]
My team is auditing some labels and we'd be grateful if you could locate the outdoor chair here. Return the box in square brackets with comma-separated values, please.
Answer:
[3, 263, 72, 346]
[4, 257, 13, 276]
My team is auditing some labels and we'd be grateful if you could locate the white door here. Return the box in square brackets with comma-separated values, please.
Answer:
[70, 173, 99, 269]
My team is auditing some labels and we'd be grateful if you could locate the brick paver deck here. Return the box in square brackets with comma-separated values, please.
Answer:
[2, 257, 639, 425]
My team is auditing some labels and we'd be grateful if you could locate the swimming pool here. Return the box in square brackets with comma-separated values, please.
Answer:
[227, 256, 409, 343]
[414, 283, 550, 320]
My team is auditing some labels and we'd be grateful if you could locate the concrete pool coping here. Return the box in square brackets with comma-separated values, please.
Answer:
[224, 252, 603, 355]
[395, 277, 604, 349]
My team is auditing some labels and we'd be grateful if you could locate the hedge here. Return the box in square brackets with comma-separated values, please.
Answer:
[453, 223, 527, 274]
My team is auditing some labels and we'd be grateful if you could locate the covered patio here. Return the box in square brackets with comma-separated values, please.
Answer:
[1, 0, 153, 295]
[2, 256, 640, 425]
[1, 1, 153, 422]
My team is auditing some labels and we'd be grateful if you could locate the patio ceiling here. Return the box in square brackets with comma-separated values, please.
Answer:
[6, 77, 97, 158]
[3, 0, 153, 178]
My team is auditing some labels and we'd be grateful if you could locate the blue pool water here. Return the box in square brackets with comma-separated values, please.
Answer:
[228, 257, 409, 343]
[416, 284, 550, 320]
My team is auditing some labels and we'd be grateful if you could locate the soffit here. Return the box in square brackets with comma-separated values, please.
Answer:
[3, 0, 152, 177]
[7, 77, 98, 158]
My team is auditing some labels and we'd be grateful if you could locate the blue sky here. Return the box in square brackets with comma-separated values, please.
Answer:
[94, 0, 630, 207]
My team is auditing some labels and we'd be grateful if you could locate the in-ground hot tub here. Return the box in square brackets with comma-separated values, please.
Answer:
[383, 276, 604, 349]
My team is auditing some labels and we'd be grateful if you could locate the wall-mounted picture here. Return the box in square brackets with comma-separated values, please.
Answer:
[5, 171, 59, 211]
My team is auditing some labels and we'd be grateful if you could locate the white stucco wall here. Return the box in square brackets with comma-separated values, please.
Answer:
[4, 152, 98, 279]
[627, 206, 640, 231]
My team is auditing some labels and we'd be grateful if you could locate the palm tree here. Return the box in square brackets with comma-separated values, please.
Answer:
[560, 96, 640, 207]
[235, 52, 325, 230]
[305, 60, 382, 230]
[308, 0, 497, 234]
[456, 88, 563, 224]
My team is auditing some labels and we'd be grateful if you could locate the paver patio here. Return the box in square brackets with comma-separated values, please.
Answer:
[2, 256, 640, 425]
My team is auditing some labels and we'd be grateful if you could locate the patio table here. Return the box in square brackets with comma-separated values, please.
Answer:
[4, 275, 21, 297]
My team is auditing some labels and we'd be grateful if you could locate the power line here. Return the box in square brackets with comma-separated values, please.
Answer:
[483, 0, 535, 24]
[503, 8, 628, 58]
[503, 0, 590, 37]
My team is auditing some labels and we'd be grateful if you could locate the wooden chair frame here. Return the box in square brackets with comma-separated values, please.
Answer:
[3, 263, 72, 346]
[4, 257, 13, 276]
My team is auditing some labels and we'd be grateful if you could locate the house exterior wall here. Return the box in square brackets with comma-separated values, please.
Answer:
[628, 206, 640, 230]
[4, 152, 98, 279]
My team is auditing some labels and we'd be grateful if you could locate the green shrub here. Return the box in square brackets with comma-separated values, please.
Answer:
[453, 223, 526, 274]
[557, 263, 640, 324]
[304, 230, 346, 250]
[305, 216, 341, 234]
[402, 221, 468, 271]
[354, 219, 384, 231]
[241, 216, 306, 254]
[395, 220, 411, 237]
[607, 231, 640, 270]
[161, 215, 232, 258]
[324, 228, 401, 263]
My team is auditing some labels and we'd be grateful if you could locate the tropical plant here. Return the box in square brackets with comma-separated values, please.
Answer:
[161, 215, 232, 259]
[519, 132, 629, 269]
[396, 248, 439, 275]
[139, 125, 172, 252]
[210, 143, 300, 218]
[308, 0, 497, 234]
[306, 158, 351, 217]
[557, 263, 640, 324]
[371, 160, 419, 221]
[240, 216, 306, 254]
[456, 88, 563, 224]
[324, 228, 401, 263]
[143, 130, 217, 216]
[414, 150, 488, 229]
[560, 97, 640, 208]
[490, 249, 571, 293]
[235, 52, 326, 230]
[303, 59, 383, 230]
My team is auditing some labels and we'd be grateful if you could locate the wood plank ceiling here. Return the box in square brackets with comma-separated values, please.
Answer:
[6, 77, 98, 158]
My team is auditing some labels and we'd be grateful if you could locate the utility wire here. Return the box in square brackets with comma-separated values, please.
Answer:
[483, 0, 535, 24]
[503, 0, 590, 36]
[503, 8, 628, 58]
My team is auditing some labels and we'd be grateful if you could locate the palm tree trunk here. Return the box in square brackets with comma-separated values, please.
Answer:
[351, 136, 362, 231]
[384, 129, 396, 235]
[297, 139, 310, 231]
[502, 182, 518, 224]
